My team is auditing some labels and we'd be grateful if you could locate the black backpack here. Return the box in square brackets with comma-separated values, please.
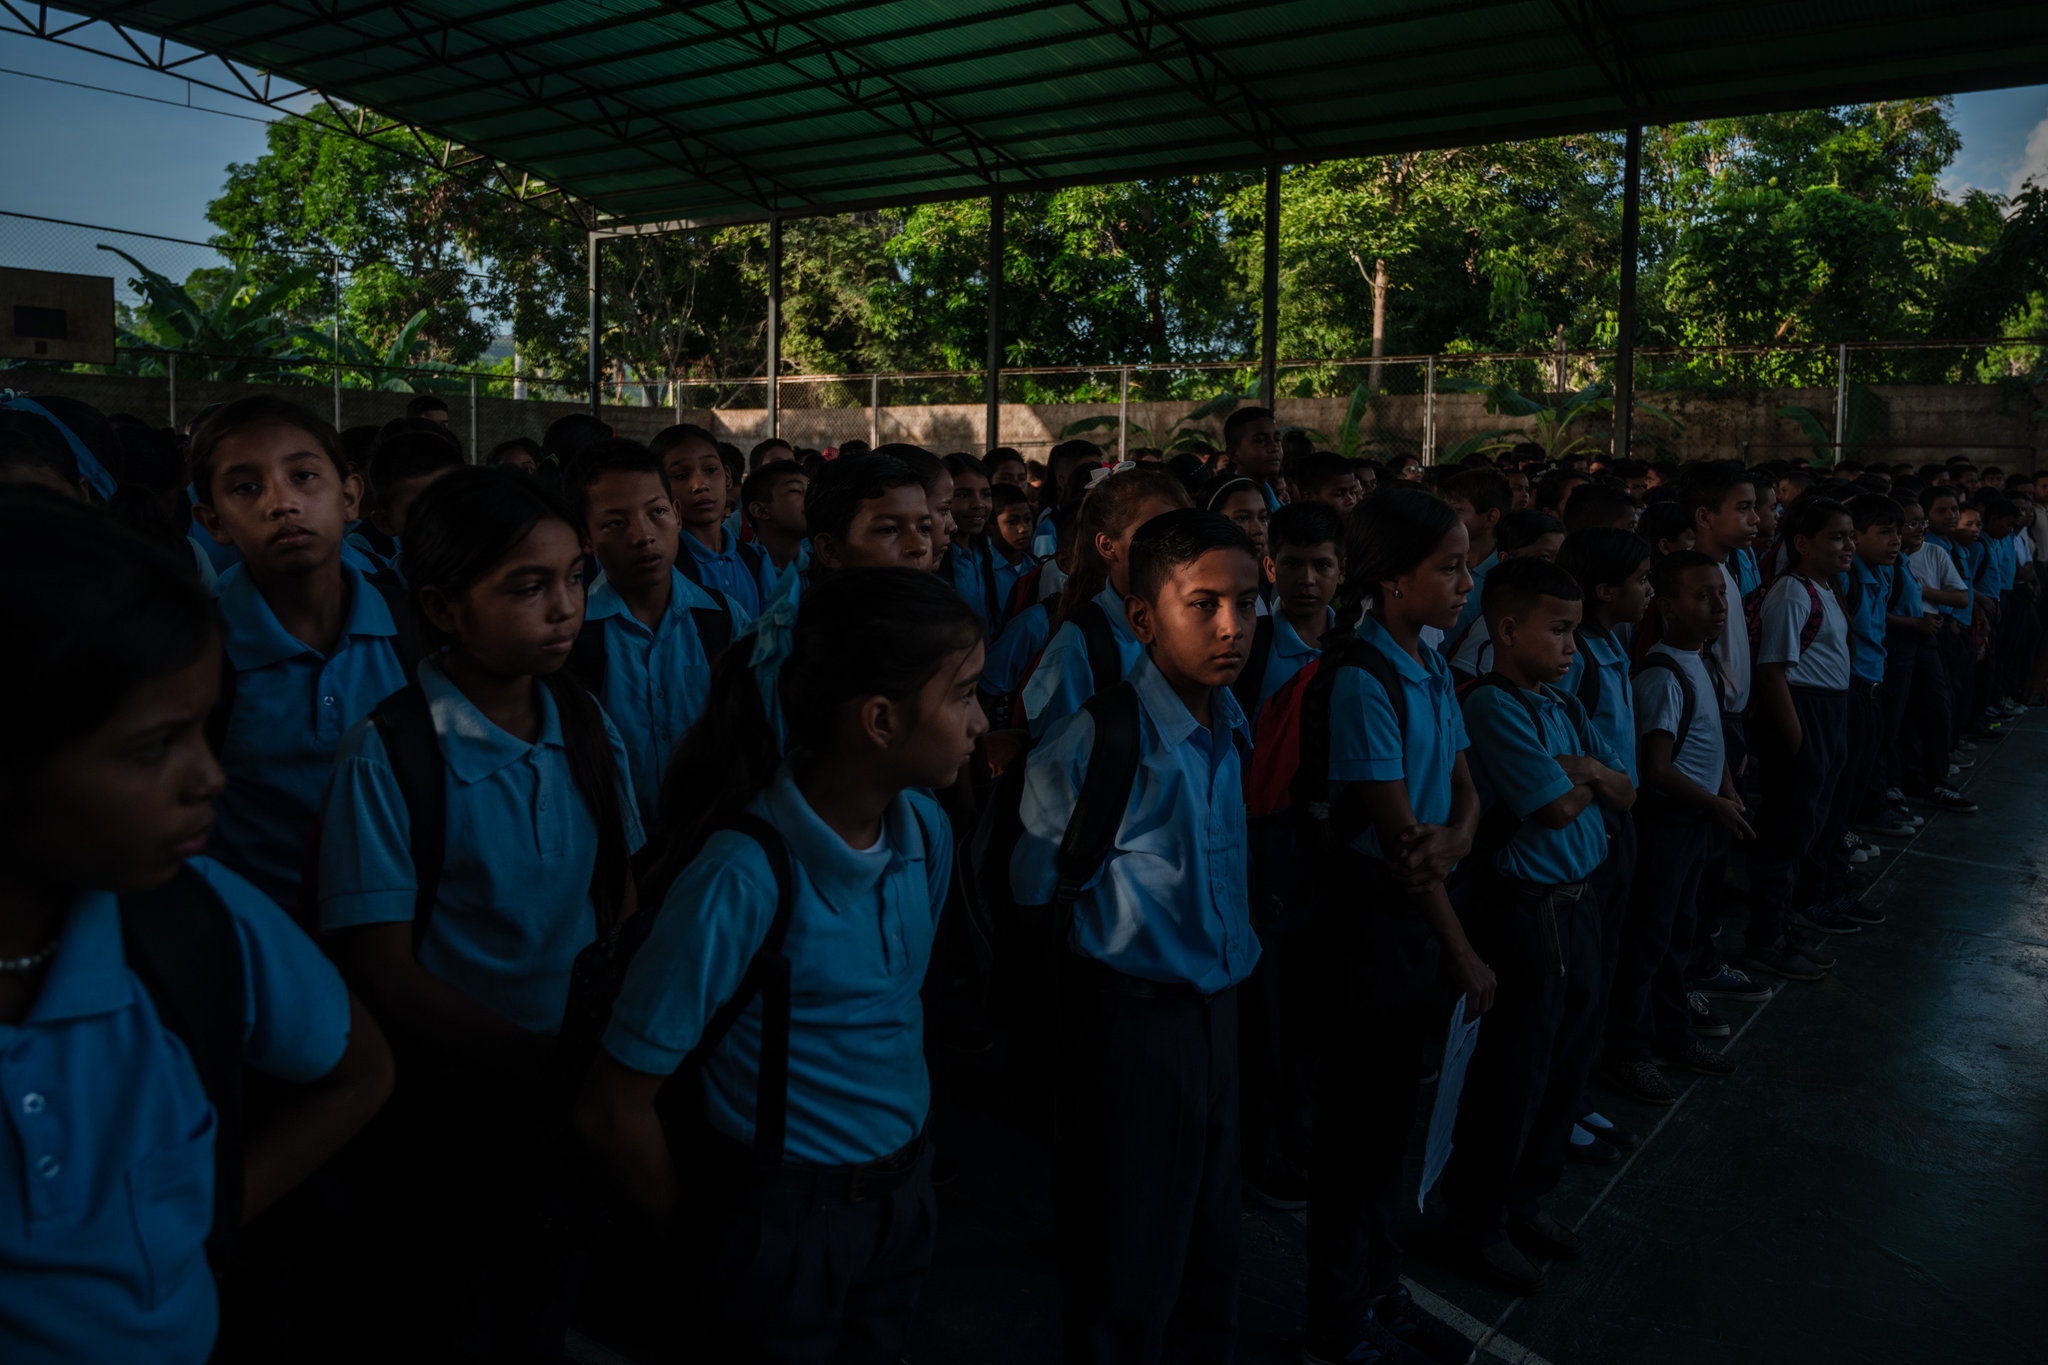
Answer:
[563, 588, 738, 698]
[1631, 651, 1699, 761]
[1228, 614, 1277, 719]
[118, 866, 247, 1267]
[1279, 630, 1410, 855]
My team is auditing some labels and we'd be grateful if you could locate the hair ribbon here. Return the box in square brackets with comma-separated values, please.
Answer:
[1087, 459, 1138, 488]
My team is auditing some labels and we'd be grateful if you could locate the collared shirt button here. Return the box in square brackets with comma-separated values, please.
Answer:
[22, 1093, 45, 1115]
[322, 695, 337, 707]
[538, 798, 549, 812]
[37, 1155, 59, 1180]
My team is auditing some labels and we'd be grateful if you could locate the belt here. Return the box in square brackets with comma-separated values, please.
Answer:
[726, 1131, 927, 1205]
[1065, 953, 1227, 1006]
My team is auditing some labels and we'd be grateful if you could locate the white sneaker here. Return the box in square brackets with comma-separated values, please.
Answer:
[2000, 698, 2026, 717]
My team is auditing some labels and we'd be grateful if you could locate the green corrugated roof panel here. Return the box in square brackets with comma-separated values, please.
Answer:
[53, 0, 2048, 224]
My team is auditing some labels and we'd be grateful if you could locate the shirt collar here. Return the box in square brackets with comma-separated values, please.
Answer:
[21, 892, 139, 1025]
[681, 528, 735, 565]
[754, 764, 919, 915]
[417, 653, 565, 784]
[1273, 608, 1331, 660]
[1127, 652, 1249, 751]
[586, 566, 721, 628]
[217, 560, 397, 671]
[1091, 582, 1138, 642]
[1358, 609, 1443, 686]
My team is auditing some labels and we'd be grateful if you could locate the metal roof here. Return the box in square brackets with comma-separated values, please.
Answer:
[36, 1, 2048, 225]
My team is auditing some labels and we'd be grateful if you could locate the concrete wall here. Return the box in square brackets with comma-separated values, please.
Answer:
[10, 368, 2041, 470]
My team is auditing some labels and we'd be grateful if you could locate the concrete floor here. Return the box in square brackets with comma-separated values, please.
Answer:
[903, 714, 2048, 1365]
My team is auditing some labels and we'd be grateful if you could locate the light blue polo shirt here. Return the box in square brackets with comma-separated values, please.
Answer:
[1842, 558, 1889, 683]
[1326, 611, 1470, 862]
[1985, 532, 2019, 595]
[1032, 508, 1059, 558]
[992, 549, 1038, 618]
[210, 562, 409, 906]
[1013, 653, 1259, 994]
[0, 858, 350, 1365]
[1263, 608, 1332, 704]
[1732, 547, 1763, 597]
[680, 527, 775, 616]
[1564, 628, 1638, 783]
[603, 767, 950, 1166]
[1462, 682, 1619, 886]
[1885, 558, 1924, 624]
[1927, 536, 1976, 625]
[1021, 582, 1145, 739]
[584, 568, 748, 833]
[341, 528, 399, 579]
[318, 655, 643, 1034]
[1447, 549, 1499, 647]
[981, 599, 1055, 722]
[945, 539, 1002, 633]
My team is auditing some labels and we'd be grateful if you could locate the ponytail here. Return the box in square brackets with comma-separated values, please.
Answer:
[1055, 467, 1191, 620]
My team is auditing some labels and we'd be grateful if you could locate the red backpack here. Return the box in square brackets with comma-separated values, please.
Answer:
[1244, 633, 1408, 828]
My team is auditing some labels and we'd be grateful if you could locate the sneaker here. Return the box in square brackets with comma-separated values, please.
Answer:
[1883, 791, 1926, 826]
[1742, 939, 1827, 981]
[1371, 1284, 1476, 1365]
[1302, 1314, 1431, 1365]
[1999, 697, 2026, 717]
[1568, 1125, 1620, 1166]
[1577, 1110, 1641, 1149]
[1957, 736, 1981, 750]
[1687, 991, 1732, 1038]
[1854, 812, 1917, 838]
[1950, 751, 1976, 768]
[1653, 1038, 1737, 1077]
[1841, 832, 1871, 863]
[1786, 930, 1838, 969]
[1600, 1056, 1678, 1105]
[1834, 896, 1886, 926]
[1792, 900, 1863, 935]
[1247, 1166, 1309, 1211]
[1948, 764, 1966, 781]
[1690, 964, 1774, 1002]
[1922, 785, 1979, 813]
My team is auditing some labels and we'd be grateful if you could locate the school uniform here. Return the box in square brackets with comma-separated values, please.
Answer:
[1562, 628, 1638, 1117]
[943, 538, 1005, 635]
[1989, 532, 2038, 701]
[1446, 550, 1500, 653]
[978, 599, 1055, 731]
[1871, 558, 1924, 800]
[1020, 583, 1145, 739]
[605, 768, 949, 1359]
[1031, 507, 1059, 559]
[1260, 608, 1331, 705]
[582, 568, 750, 833]
[1441, 681, 1620, 1243]
[1609, 645, 1727, 1064]
[1690, 554, 1756, 981]
[1305, 611, 1465, 1342]
[1903, 543, 1965, 792]
[209, 562, 409, 907]
[342, 527, 400, 579]
[1926, 534, 1983, 741]
[991, 548, 1038, 617]
[1446, 613, 1495, 679]
[0, 858, 351, 1365]
[680, 526, 776, 617]
[1746, 575, 1852, 952]
[1013, 653, 1256, 1365]
[1829, 558, 1890, 856]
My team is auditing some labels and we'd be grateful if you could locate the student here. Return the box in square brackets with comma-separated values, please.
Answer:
[1208, 476, 1273, 563]
[1980, 496, 2033, 716]
[1556, 528, 1653, 1157]
[344, 426, 464, 578]
[578, 569, 982, 1362]
[1602, 550, 1753, 1109]
[1292, 450, 1366, 520]
[1838, 496, 1912, 846]
[486, 437, 542, 474]
[1742, 497, 1858, 982]
[406, 392, 451, 426]
[1533, 471, 1589, 521]
[941, 452, 1004, 630]
[1446, 510, 1565, 679]
[544, 413, 611, 472]
[0, 406, 89, 499]
[318, 467, 642, 1361]
[806, 453, 935, 573]
[1305, 487, 1488, 1365]
[1020, 466, 1190, 738]
[0, 489, 392, 1365]
[1255, 501, 1346, 704]
[883, 444, 958, 568]
[1899, 500, 1976, 811]
[1013, 510, 1262, 1364]
[978, 511, 1079, 740]
[1561, 481, 1639, 533]
[1637, 499, 1696, 560]
[655, 423, 775, 614]
[1442, 558, 1634, 1294]
[989, 481, 1041, 599]
[747, 436, 796, 471]
[1033, 440, 1106, 556]
[567, 438, 750, 835]
[985, 445, 1032, 491]
[1223, 406, 1285, 508]
[740, 460, 811, 573]
[1948, 502, 1997, 737]
[186, 397, 411, 908]
[1441, 467, 1514, 658]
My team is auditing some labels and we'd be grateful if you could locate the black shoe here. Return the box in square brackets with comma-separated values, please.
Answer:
[1567, 1126, 1619, 1165]
[1450, 1234, 1545, 1295]
[1247, 1167, 1308, 1211]
[1576, 1110, 1641, 1149]
[1921, 785, 1979, 813]
[1835, 896, 1886, 926]
[1690, 965, 1774, 1002]
[1653, 1038, 1737, 1077]
[1785, 930, 1839, 969]
[1686, 991, 1732, 1039]
[1507, 1209, 1583, 1260]
[1600, 1056, 1678, 1105]
[1743, 940, 1825, 981]
[1371, 1284, 1476, 1365]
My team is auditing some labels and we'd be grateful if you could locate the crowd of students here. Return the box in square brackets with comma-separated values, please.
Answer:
[1, 383, 2039, 1365]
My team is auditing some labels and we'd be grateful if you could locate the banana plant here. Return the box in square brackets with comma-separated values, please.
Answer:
[1061, 391, 1245, 453]
[1435, 376, 1679, 460]
[295, 306, 459, 392]
[1777, 383, 1887, 465]
[99, 244, 323, 382]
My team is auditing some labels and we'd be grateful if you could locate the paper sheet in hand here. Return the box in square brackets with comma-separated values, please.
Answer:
[1418, 994, 1483, 1212]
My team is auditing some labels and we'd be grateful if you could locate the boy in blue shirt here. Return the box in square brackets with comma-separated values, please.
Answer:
[188, 396, 412, 907]
[655, 423, 775, 614]
[740, 460, 810, 574]
[1840, 496, 1910, 843]
[344, 424, 463, 579]
[1013, 509, 1262, 1365]
[1443, 557, 1634, 1295]
[566, 438, 749, 834]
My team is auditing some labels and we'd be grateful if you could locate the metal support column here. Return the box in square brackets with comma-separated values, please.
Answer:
[1119, 367, 1131, 461]
[586, 232, 602, 417]
[1260, 163, 1280, 410]
[167, 351, 177, 430]
[869, 374, 881, 448]
[468, 373, 479, 460]
[985, 193, 1004, 451]
[1613, 123, 1643, 461]
[331, 255, 343, 427]
[1423, 356, 1436, 464]
[1834, 342, 1850, 462]
[767, 216, 783, 441]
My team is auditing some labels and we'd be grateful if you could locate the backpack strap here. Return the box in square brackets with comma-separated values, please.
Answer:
[1797, 575, 1827, 655]
[364, 570, 428, 682]
[542, 672, 634, 937]
[566, 618, 610, 697]
[205, 642, 237, 757]
[1229, 614, 1276, 718]
[1052, 681, 1145, 924]
[1006, 561, 1044, 620]
[119, 865, 245, 1266]
[1295, 632, 1409, 844]
[738, 540, 767, 583]
[1066, 598, 1124, 697]
[367, 685, 448, 945]
[675, 540, 706, 588]
[692, 811, 797, 1165]
[691, 587, 736, 665]
[1631, 651, 1696, 759]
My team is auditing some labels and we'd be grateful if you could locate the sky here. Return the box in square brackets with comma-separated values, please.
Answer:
[2, 26, 2046, 254]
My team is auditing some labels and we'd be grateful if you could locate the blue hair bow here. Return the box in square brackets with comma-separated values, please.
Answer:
[0, 391, 117, 500]
[737, 562, 803, 750]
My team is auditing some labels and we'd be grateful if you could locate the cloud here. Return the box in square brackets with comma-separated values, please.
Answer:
[2011, 110, 2048, 196]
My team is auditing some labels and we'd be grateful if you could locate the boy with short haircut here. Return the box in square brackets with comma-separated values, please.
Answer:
[345, 426, 464, 578]
[989, 481, 1040, 592]
[805, 453, 935, 572]
[941, 452, 1005, 631]
[567, 438, 748, 834]
[1561, 481, 1639, 533]
[1224, 405, 1284, 508]
[747, 436, 795, 471]
[1444, 557, 1634, 1293]
[652, 422, 775, 614]
[1252, 501, 1345, 705]
[189, 396, 410, 907]
[1837, 496, 1920, 842]
[1446, 509, 1565, 679]
[1013, 508, 1263, 1362]
[1292, 450, 1366, 521]
[739, 461, 810, 573]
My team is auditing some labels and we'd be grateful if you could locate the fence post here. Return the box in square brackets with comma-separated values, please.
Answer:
[1423, 356, 1436, 464]
[986, 193, 1005, 451]
[1119, 366, 1131, 461]
[767, 215, 782, 441]
[469, 373, 479, 461]
[1260, 163, 1280, 410]
[1833, 341, 1849, 463]
[586, 232, 602, 418]
[332, 255, 343, 429]
[167, 351, 177, 430]
[870, 373, 880, 448]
